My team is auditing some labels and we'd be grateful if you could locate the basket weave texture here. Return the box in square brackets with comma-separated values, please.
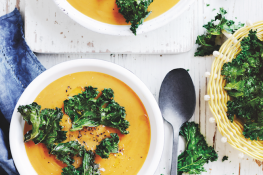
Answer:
[207, 21, 263, 161]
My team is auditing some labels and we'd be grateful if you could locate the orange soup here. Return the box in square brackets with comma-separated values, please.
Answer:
[67, 0, 180, 25]
[24, 71, 151, 175]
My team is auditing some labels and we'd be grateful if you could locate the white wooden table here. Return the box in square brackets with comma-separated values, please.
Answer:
[2, 0, 263, 174]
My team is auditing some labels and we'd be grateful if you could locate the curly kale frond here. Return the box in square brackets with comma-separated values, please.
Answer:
[195, 8, 244, 56]
[50, 141, 86, 166]
[243, 117, 263, 141]
[96, 88, 114, 107]
[96, 133, 119, 158]
[64, 86, 101, 131]
[116, 0, 153, 35]
[18, 103, 67, 150]
[34, 108, 67, 149]
[222, 156, 228, 162]
[222, 30, 263, 140]
[64, 86, 100, 121]
[62, 151, 100, 175]
[18, 102, 41, 142]
[178, 122, 218, 175]
[62, 165, 81, 175]
[101, 100, 130, 134]
[195, 34, 221, 57]
[64, 86, 130, 134]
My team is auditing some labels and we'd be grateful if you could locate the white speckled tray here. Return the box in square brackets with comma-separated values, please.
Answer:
[24, 0, 196, 53]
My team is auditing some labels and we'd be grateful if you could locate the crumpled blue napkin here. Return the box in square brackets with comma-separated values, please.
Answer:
[0, 8, 46, 175]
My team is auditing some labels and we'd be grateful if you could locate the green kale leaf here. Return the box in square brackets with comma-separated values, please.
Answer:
[96, 133, 119, 158]
[18, 103, 67, 146]
[243, 117, 263, 141]
[32, 108, 67, 150]
[18, 102, 41, 142]
[64, 86, 101, 131]
[62, 165, 81, 175]
[62, 151, 100, 175]
[195, 34, 221, 57]
[222, 156, 228, 162]
[64, 86, 130, 134]
[82, 151, 100, 175]
[100, 100, 129, 134]
[50, 141, 86, 166]
[195, 8, 244, 56]
[116, 0, 153, 35]
[178, 122, 218, 175]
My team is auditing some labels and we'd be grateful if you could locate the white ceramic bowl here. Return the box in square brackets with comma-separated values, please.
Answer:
[53, 0, 195, 36]
[10, 59, 164, 175]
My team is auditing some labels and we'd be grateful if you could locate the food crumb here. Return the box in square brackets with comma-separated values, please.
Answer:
[222, 156, 228, 162]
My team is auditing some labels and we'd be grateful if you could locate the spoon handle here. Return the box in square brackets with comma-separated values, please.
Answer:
[171, 127, 180, 175]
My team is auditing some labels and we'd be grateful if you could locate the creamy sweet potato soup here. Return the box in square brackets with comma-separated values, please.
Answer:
[24, 71, 151, 175]
[67, 0, 180, 25]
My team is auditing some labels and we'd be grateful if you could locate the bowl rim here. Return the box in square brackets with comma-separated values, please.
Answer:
[9, 59, 164, 175]
[52, 0, 195, 36]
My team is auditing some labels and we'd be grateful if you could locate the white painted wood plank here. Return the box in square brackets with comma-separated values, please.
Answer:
[0, 0, 20, 16]
[24, 0, 195, 54]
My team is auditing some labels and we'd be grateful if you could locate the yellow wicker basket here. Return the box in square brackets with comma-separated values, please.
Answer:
[207, 21, 263, 161]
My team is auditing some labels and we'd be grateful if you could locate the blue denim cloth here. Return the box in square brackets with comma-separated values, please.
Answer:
[0, 8, 46, 174]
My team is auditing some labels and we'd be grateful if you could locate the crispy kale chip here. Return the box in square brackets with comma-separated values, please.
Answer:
[18, 103, 66, 145]
[116, 0, 153, 35]
[178, 122, 218, 175]
[18, 102, 41, 142]
[195, 8, 244, 56]
[100, 100, 129, 134]
[243, 117, 263, 141]
[64, 86, 101, 131]
[195, 34, 221, 57]
[222, 30, 263, 140]
[96, 133, 119, 158]
[33, 108, 67, 150]
[62, 151, 100, 175]
[64, 86, 130, 134]
[62, 165, 81, 175]
[50, 141, 86, 165]
[222, 156, 228, 162]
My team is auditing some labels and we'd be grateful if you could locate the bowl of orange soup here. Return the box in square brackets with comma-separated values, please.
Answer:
[53, 0, 195, 35]
[9, 59, 164, 175]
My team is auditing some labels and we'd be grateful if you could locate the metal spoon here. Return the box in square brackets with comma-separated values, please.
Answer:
[159, 68, 196, 175]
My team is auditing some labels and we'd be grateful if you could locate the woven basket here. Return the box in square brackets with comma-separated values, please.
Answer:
[207, 21, 263, 161]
